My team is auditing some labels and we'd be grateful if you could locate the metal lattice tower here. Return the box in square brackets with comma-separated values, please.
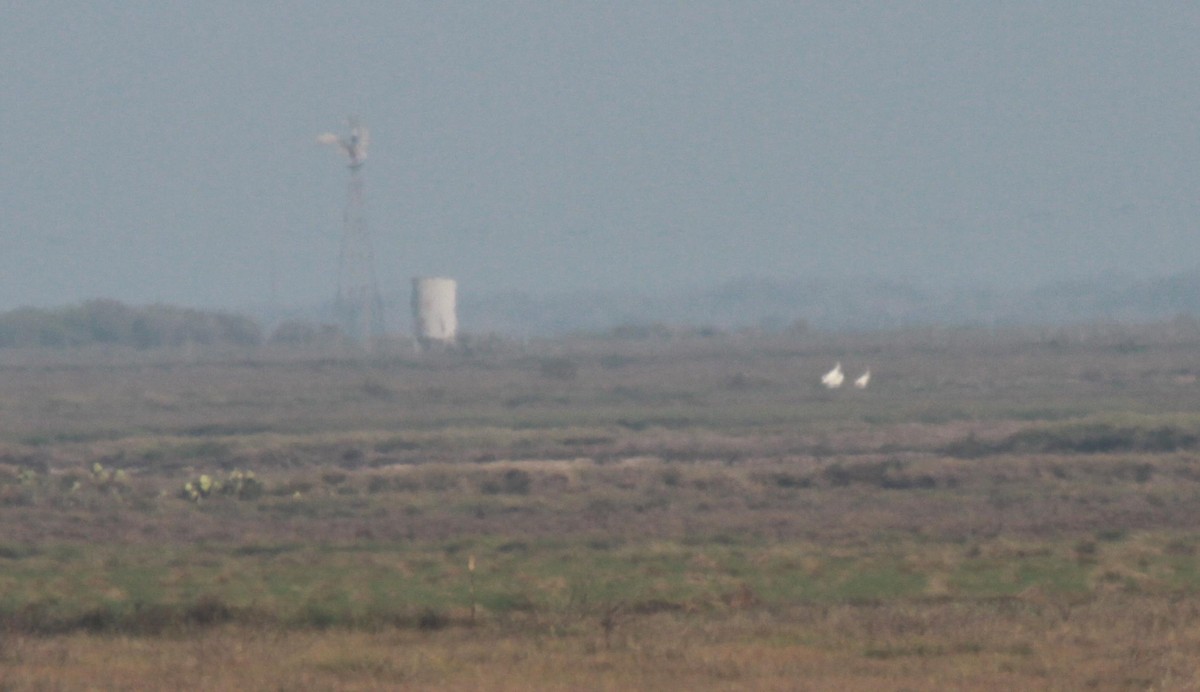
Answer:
[319, 119, 385, 345]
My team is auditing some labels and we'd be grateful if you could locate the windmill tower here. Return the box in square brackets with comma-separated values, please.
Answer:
[318, 118, 385, 346]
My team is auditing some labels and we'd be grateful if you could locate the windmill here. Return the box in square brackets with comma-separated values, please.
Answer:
[318, 118, 385, 346]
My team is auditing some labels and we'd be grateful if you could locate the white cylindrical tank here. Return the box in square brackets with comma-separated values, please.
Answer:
[411, 277, 457, 349]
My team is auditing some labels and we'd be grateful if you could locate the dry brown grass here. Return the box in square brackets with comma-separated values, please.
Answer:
[3, 595, 1200, 690]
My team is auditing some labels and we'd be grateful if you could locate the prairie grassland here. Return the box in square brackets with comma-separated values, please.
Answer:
[3, 597, 1200, 690]
[2, 324, 1200, 688]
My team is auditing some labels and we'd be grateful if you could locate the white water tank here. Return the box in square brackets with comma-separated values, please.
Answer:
[411, 277, 457, 349]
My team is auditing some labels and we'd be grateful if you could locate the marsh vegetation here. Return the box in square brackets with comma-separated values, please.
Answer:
[2, 321, 1200, 688]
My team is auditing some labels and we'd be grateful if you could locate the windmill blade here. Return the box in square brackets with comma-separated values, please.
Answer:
[317, 132, 354, 161]
[318, 125, 364, 164]
[346, 117, 368, 163]
[353, 125, 369, 158]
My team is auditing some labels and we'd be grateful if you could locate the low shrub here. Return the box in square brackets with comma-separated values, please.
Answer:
[946, 423, 1200, 457]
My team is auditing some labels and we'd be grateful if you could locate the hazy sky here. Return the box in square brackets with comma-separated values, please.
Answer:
[2, 2, 1198, 312]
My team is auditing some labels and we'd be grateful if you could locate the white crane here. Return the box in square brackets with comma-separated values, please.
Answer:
[854, 370, 871, 389]
[821, 362, 844, 389]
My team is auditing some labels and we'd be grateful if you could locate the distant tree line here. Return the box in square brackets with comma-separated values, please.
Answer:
[0, 300, 262, 349]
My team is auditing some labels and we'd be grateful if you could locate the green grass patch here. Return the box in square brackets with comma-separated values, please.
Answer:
[0, 535, 1196, 635]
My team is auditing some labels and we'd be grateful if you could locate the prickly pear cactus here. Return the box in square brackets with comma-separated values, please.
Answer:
[224, 469, 264, 500]
[89, 462, 130, 492]
[182, 469, 263, 502]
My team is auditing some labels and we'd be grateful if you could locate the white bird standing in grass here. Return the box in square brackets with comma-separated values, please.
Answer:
[854, 370, 871, 389]
[821, 362, 844, 389]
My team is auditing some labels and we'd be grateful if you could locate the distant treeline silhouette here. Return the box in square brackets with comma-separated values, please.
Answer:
[0, 300, 262, 349]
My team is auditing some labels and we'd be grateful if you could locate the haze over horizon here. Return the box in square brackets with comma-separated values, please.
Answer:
[3, 3, 1198, 315]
